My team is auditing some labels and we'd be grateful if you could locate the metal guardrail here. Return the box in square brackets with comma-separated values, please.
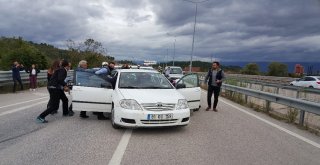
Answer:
[227, 78, 320, 95]
[222, 84, 320, 125]
[0, 70, 74, 87]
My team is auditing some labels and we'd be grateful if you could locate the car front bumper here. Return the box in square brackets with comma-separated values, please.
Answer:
[113, 107, 190, 127]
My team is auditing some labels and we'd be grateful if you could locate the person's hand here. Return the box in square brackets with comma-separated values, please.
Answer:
[216, 80, 221, 83]
[20, 64, 24, 67]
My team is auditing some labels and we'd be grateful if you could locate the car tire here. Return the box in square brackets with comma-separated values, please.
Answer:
[290, 84, 293, 86]
[111, 107, 120, 129]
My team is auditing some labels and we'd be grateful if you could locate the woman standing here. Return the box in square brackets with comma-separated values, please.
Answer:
[25, 64, 40, 91]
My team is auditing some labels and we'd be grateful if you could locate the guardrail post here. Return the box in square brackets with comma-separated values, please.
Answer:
[275, 87, 280, 94]
[299, 110, 305, 126]
[261, 85, 264, 91]
[245, 95, 248, 104]
[266, 100, 271, 113]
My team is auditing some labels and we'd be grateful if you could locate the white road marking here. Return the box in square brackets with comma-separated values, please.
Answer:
[108, 129, 133, 165]
[201, 90, 320, 149]
[0, 100, 48, 117]
[0, 96, 48, 109]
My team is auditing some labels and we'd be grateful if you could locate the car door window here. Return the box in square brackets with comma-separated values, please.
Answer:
[176, 74, 199, 88]
[75, 71, 111, 88]
[305, 77, 315, 81]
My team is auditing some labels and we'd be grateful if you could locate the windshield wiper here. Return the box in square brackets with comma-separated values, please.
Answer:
[120, 86, 140, 89]
[144, 86, 171, 89]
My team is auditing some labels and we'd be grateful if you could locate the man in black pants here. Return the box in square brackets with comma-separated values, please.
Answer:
[204, 61, 225, 112]
[12, 61, 24, 92]
[36, 60, 70, 123]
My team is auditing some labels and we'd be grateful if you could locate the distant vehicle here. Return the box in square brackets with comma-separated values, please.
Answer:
[70, 69, 201, 128]
[164, 66, 184, 80]
[290, 76, 320, 89]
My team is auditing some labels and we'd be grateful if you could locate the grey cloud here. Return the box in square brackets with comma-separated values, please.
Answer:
[1, 0, 320, 62]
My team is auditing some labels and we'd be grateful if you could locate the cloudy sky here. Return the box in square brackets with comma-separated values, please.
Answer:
[1, 0, 320, 62]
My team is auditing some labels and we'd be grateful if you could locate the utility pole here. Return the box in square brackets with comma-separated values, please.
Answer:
[184, 0, 209, 72]
[166, 48, 168, 67]
[173, 38, 176, 66]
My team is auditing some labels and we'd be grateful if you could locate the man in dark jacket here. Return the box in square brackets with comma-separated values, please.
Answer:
[36, 60, 70, 123]
[12, 61, 24, 92]
[204, 61, 225, 112]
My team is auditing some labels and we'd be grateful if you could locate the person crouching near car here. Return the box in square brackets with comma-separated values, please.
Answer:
[36, 60, 71, 123]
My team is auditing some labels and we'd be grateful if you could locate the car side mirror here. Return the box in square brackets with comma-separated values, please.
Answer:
[176, 83, 186, 89]
[101, 82, 112, 89]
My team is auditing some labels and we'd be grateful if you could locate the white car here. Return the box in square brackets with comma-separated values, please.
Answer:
[164, 66, 184, 80]
[290, 76, 320, 89]
[71, 69, 201, 128]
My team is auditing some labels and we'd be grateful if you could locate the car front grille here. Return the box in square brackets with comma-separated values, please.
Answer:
[141, 103, 176, 111]
[140, 119, 178, 124]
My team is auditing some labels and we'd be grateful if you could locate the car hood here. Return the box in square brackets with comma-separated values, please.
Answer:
[118, 89, 183, 104]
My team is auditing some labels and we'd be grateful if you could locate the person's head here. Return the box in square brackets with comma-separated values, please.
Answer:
[68, 62, 72, 70]
[78, 60, 88, 69]
[212, 61, 220, 70]
[102, 61, 108, 68]
[51, 60, 61, 70]
[13, 61, 18, 66]
[109, 61, 115, 68]
[61, 60, 70, 70]
[31, 64, 35, 68]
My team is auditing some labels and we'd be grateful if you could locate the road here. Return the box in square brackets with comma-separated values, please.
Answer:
[0, 87, 319, 165]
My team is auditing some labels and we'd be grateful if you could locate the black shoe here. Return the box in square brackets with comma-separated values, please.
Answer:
[92, 112, 99, 115]
[97, 115, 108, 120]
[68, 110, 74, 116]
[80, 115, 89, 118]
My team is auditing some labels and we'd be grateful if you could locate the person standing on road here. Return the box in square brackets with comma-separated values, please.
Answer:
[47, 60, 72, 116]
[25, 64, 40, 91]
[204, 61, 225, 112]
[36, 60, 71, 123]
[75, 60, 91, 119]
[93, 61, 117, 120]
[12, 61, 25, 93]
[165, 67, 170, 77]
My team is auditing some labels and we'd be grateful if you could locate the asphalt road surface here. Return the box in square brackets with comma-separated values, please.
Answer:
[0, 87, 319, 165]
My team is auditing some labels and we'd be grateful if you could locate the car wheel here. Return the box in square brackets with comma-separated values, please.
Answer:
[290, 84, 293, 86]
[111, 107, 120, 129]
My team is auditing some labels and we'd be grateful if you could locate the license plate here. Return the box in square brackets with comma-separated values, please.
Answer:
[147, 114, 173, 120]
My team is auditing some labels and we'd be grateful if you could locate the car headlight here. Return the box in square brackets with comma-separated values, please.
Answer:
[120, 99, 142, 110]
[176, 99, 188, 110]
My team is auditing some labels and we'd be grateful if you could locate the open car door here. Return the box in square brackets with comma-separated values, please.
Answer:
[175, 73, 201, 111]
[71, 71, 113, 112]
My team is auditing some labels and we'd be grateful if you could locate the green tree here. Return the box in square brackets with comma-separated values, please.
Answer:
[241, 63, 260, 75]
[66, 38, 113, 67]
[0, 37, 48, 70]
[267, 62, 288, 77]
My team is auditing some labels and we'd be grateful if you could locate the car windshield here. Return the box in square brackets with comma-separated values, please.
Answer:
[170, 68, 182, 74]
[119, 72, 173, 89]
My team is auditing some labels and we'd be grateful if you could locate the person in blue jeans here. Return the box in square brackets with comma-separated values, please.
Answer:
[12, 61, 24, 93]
[204, 61, 225, 112]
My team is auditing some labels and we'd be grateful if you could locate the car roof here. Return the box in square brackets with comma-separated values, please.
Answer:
[118, 69, 158, 73]
[306, 76, 320, 78]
